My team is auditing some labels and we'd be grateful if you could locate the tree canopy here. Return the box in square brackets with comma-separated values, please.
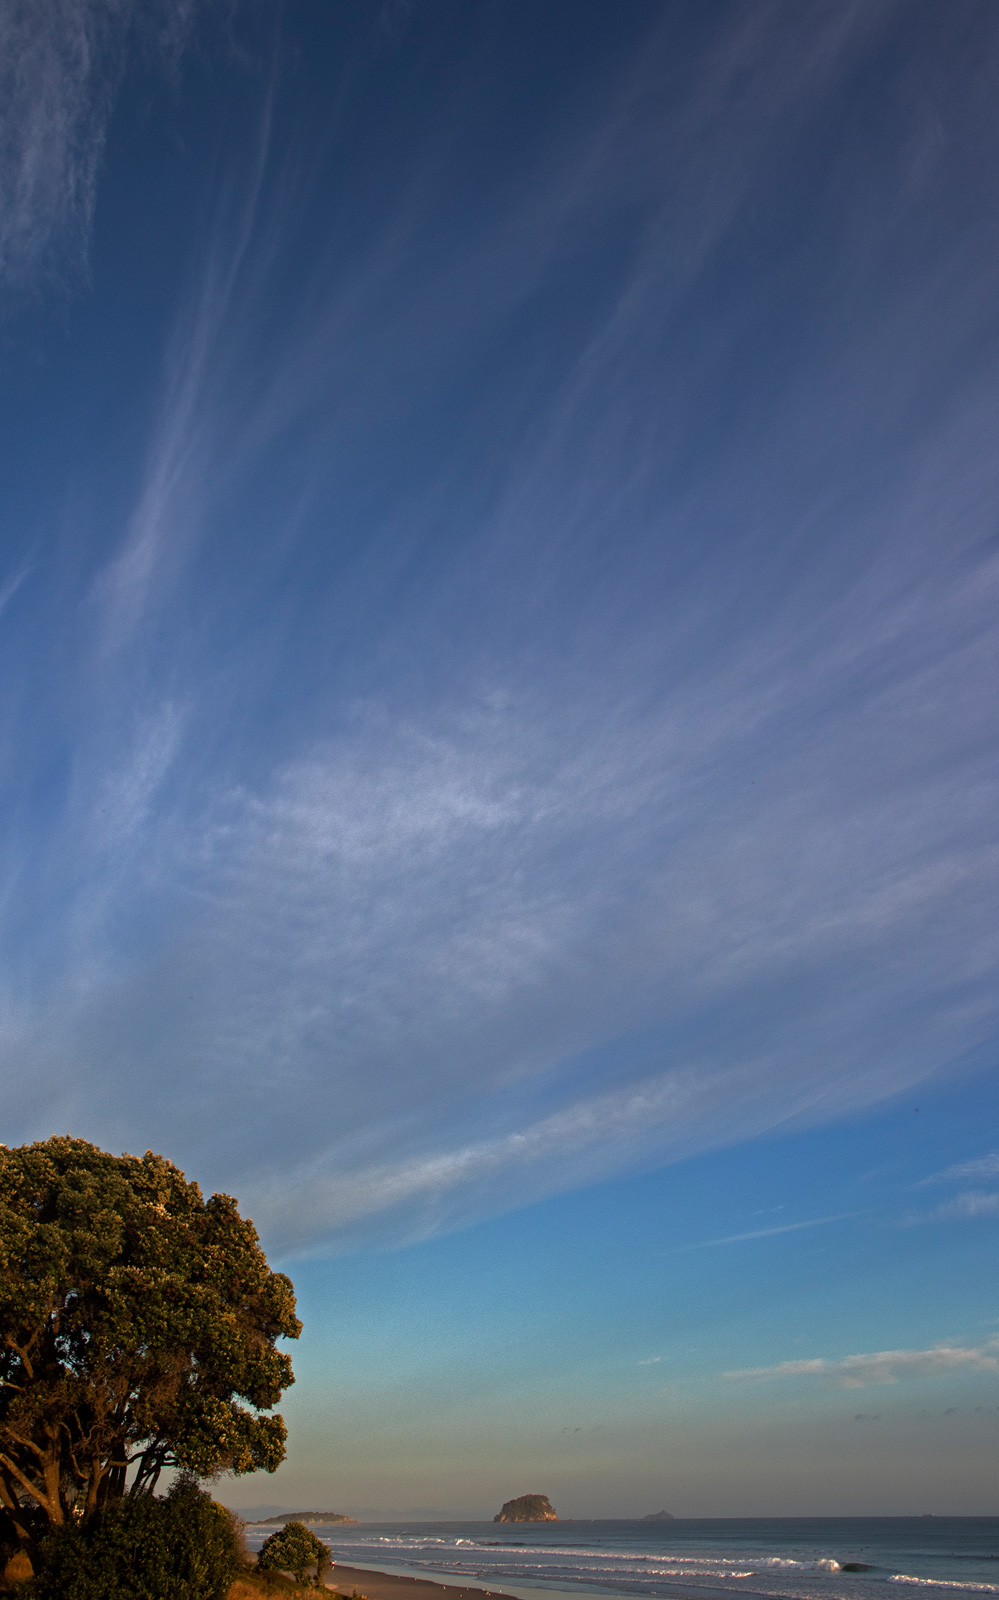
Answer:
[258, 1521, 330, 1585]
[0, 1136, 300, 1564]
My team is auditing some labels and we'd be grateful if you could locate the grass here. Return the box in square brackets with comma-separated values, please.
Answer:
[230, 1576, 304, 1599]
[229, 1575, 370, 1600]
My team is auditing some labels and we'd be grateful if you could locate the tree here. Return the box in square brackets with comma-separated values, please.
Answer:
[258, 1521, 330, 1585]
[0, 1136, 301, 1568]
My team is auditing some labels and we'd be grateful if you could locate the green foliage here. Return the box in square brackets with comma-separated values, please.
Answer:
[0, 1136, 301, 1560]
[258, 1521, 330, 1584]
[26, 1477, 242, 1600]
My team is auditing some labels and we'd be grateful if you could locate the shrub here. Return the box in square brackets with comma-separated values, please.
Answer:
[26, 1477, 242, 1600]
[258, 1522, 329, 1584]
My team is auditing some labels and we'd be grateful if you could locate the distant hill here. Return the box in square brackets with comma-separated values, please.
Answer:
[641, 1511, 675, 1521]
[495, 1494, 558, 1523]
[246, 1511, 358, 1526]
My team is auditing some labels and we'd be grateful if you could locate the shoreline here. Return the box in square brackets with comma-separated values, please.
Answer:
[324, 1562, 707, 1600]
[326, 1564, 528, 1600]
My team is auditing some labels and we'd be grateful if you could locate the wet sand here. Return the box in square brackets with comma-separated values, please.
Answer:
[323, 1564, 705, 1600]
[326, 1564, 521, 1600]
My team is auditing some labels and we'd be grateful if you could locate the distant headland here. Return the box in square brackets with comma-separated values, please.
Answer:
[641, 1511, 675, 1521]
[245, 1510, 358, 1526]
[494, 1494, 559, 1522]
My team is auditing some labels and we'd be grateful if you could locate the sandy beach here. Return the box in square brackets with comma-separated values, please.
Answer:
[327, 1564, 522, 1600]
[322, 1565, 707, 1600]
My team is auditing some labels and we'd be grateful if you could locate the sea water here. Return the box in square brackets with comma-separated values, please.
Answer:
[251, 1519, 999, 1600]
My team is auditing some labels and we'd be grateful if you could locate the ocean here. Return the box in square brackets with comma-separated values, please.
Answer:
[245, 1518, 999, 1600]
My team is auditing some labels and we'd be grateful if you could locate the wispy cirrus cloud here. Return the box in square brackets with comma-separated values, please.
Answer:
[3, 1, 999, 1254]
[0, 0, 200, 296]
[925, 1191, 999, 1222]
[906, 1154, 999, 1226]
[0, 563, 32, 616]
[921, 1153, 999, 1186]
[683, 1214, 858, 1251]
[724, 1341, 999, 1388]
[12, 565, 997, 1250]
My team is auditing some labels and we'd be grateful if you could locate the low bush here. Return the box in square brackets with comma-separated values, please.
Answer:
[24, 1477, 242, 1600]
[258, 1523, 330, 1585]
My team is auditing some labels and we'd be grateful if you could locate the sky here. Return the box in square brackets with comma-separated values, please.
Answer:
[1, 0, 998, 1517]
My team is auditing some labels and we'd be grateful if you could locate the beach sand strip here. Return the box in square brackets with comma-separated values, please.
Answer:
[327, 1564, 521, 1600]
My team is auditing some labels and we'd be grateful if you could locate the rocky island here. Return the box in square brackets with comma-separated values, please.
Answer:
[494, 1494, 559, 1522]
[641, 1511, 675, 1521]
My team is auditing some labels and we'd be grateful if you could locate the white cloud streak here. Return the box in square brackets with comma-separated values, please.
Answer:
[922, 1153, 999, 1186]
[927, 1191, 999, 1222]
[684, 1214, 858, 1250]
[908, 1156, 999, 1225]
[724, 1342, 999, 1389]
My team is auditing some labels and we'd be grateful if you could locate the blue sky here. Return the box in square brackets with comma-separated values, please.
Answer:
[1, 0, 998, 1515]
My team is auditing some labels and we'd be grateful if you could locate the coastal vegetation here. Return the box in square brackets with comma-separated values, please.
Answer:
[19, 1477, 243, 1600]
[230, 1576, 355, 1600]
[0, 1136, 300, 1590]
[258, 1523, 330, 1585]
[230, 1577, 311, 1600]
